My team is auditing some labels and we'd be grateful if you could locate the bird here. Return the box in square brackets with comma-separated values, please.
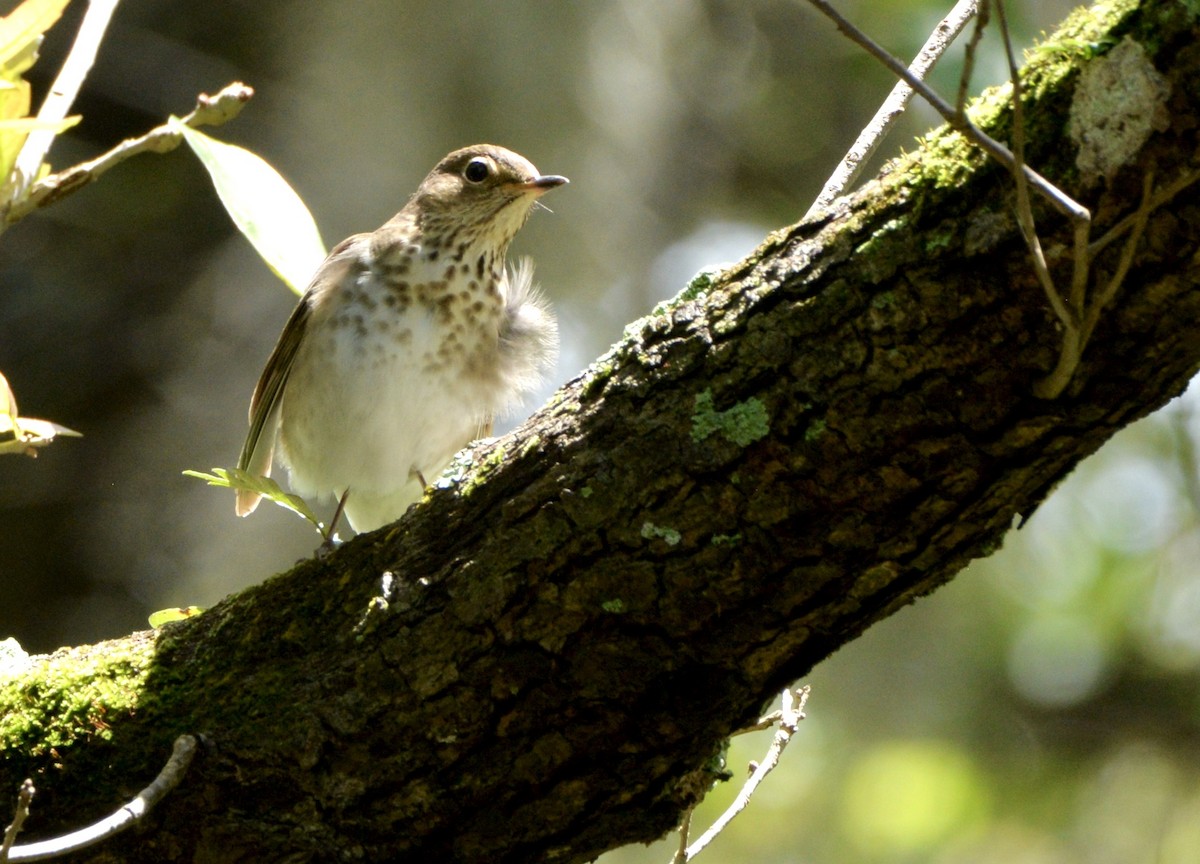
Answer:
[235, 144, 567, 535]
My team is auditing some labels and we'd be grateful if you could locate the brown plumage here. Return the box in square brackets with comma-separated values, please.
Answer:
[236, 145, 566, 533]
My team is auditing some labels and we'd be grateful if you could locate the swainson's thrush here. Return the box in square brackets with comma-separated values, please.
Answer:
[236, 144, 567, 533]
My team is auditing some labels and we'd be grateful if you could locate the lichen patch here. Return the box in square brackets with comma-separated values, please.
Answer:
[1067, 36, 1169, 185]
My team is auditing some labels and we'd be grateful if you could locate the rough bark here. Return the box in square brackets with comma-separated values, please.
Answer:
[2, 0, 1199, 861]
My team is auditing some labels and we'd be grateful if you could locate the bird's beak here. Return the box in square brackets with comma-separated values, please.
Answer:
[520, 174, 569, 195]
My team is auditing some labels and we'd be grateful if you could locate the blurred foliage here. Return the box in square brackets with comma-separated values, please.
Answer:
[2, 0, 1196, 862]
[0, 0, 74, 197]
[0, 0, 79, 451]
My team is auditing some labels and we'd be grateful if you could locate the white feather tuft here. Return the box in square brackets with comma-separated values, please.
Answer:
[497, 257, 559, 411]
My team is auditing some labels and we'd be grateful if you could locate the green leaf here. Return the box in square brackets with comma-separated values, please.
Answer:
[148, 606, 204, 628]
[0, 0, 70, 78]
[170, 120, 325, 295]
[184, 467, 325, 535]
[0, 0, 73, 192]
[0, 74, 30, 188]
[0, 114, 79, 131]
[0, 369, 81, 456]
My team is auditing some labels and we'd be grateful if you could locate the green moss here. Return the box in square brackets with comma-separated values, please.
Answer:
[641, 522, 681, 546]
[519, 435, 542, 458]
[924, 227, 955, 253]
[601, 599, 626, 614]
[459, 445, 506, 497]
[805, 418, 828, 443]
[851, 0, 1146, 229]
[1027, 36, 1109, 65]
[710, 533, 742, 547]
[580, 356, 619, 399]
[704, 739, 733, 785]
[680, 265, 725, 301]
[691, 390, 770, 447]
[0, 636, 155, 755]
[712, 313, 741, 336]
[904, 127, 987, 193]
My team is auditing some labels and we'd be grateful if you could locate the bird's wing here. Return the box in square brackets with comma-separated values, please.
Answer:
[235, 236, 366, 517]
[235, 295, 311, 516]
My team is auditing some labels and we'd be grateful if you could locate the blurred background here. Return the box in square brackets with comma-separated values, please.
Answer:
[4, 1, 1199, 861]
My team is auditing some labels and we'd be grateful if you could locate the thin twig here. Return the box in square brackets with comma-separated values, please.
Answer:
[1089, 167, 1200, 259]
[734, 705, 787, 735]
[992, 0, 1082, 397]
[955, 0, 990, 115]
[1008, 120, 1074, 329]
[676, 687, 810, 862]
[1080, 171, 1154, 346]
[807, 0, 978, 217]
[0, 780, 35, 862]
[1034, 176, 1155, 398]
[993, 0, 1078, 336]
[1, 82, 254, 228]
[6, 735, 197, 862]
[671, 808, 693, 864]
[805, 0, 1089, 228]
[10, 0, 121, 198]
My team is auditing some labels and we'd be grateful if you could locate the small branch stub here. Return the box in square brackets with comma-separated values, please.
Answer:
[0, 779, 35, 862]
[4, 735, 197, 862]
[672, 687, 811, 863]
[2, 83, 255, 228]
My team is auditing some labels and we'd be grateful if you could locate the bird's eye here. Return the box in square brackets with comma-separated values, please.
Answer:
[463, 158, 491, 183]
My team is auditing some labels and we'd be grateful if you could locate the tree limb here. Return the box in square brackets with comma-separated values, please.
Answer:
[1, 1, 1197, 861]
[1, 82, 254, 229]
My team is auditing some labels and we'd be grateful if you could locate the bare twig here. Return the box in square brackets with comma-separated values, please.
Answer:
[1032, 165, 1200, 398]
[5, 735, 197, 862]
[0, 780, 35, 862]
[808, 0, 1140, 400]
[666, 698, 796, 862]
[1089, 167, 1200, 259]
[10, 0, 121, 199]
[1078, 171, 1154, 350]
[672, 686, 811, 862]
[991, 0, 1082, 347]
[670, 808, 693, 864]
[807, 0, 979, 217]
[1, 82, 254, 228]
[805, 0, 1089, 228]
[986, 0, 1075, 393]
[733, 704, 789, 735]
[955, 0, 990, 115]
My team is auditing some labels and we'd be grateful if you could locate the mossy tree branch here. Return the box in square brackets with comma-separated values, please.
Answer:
[2, 1, 1198, 861]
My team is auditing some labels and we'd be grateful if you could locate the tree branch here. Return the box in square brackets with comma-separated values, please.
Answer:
[1, 1, 1197, 861]
[1, 82, 254, 228]
[806, 0, 978, 216]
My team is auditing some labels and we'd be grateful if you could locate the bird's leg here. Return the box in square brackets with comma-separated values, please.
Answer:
[317, 489, 351, 557]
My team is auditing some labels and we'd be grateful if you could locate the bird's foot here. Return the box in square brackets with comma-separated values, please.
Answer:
[315, 533, 343, 560]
